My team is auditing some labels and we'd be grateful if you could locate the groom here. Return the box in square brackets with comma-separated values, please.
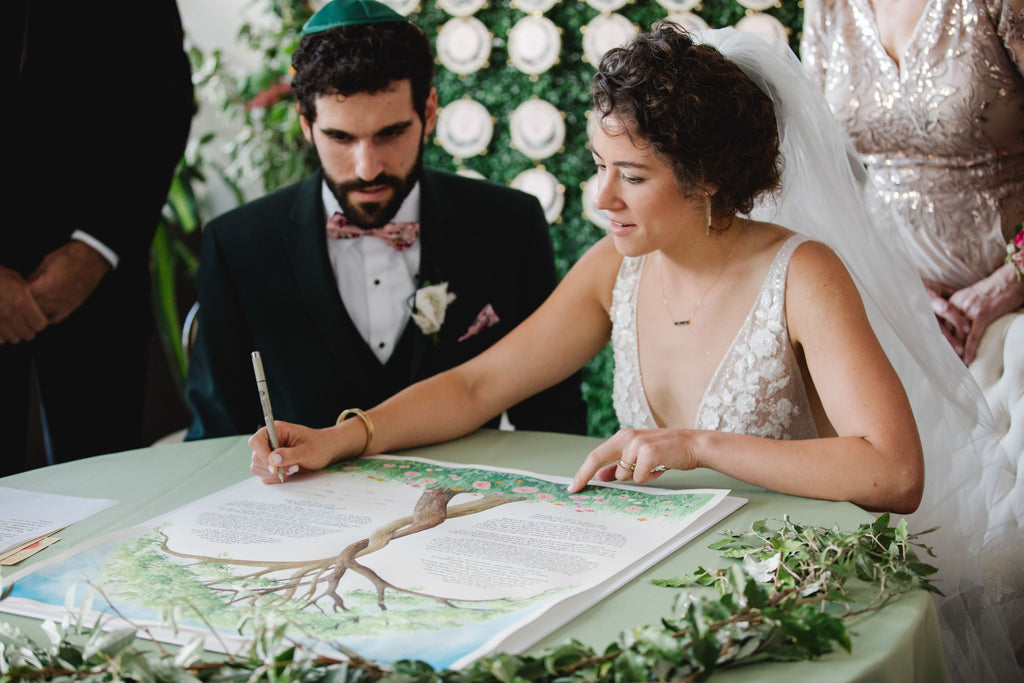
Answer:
[184, 0, 586, 439]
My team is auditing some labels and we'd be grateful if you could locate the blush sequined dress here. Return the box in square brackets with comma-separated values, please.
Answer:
[802, 0, 1024, 289]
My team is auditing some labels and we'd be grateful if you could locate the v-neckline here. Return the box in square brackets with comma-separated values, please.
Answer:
[634, 235, 801, 430]
[860, 0, 935, 80]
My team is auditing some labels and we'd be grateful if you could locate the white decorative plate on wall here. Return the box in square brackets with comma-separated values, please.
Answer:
[665, 11, 709, 33]
[508, 15, 561, 75]
[584, 0, 629, 13]
[581, 173, 610, 229]
[437, 17, 492, 74]
[437, 0, 487, 16]
[511, 168, 565, 223]
[510, 0, 559, 14]
[735, 0, 778, 10]
[582, 13, 638, 66]
[734, 13, 788, 43]
[381, 0, 420, 15]
[655, 0, 700, 12]
[436, 98, 493, 159]
[510, 98, 565, 160]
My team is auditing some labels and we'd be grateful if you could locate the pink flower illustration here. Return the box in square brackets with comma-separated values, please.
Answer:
[625, 505, 643, 512]
[405, 471, 421, 478]
[513, 486, 539, 493]
[535, 493, 555, 500]
[472, 481, 491, 490]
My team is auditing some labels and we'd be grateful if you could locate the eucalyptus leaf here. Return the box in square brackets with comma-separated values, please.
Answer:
[81, 627, 138, 662]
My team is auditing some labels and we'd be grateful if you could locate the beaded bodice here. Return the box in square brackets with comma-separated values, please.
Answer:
[611, 235, 818, 440]
[802, 0, 1024, 289]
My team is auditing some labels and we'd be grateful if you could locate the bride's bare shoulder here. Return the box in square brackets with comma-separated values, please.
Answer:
[573, 235, 625, 280]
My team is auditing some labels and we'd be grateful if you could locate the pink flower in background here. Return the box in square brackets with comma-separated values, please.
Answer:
[472, 481, 491, 490]
[535, 493, 555, 500]
[420, 478, 436, 485]
[513, 486, 539, 493]
[625, 505, 643, 512]
[405, 471, 421, 477]
[1007, 227, 1024, 281]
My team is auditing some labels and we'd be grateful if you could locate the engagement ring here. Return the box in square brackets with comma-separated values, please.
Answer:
[617, 459, 636, 471]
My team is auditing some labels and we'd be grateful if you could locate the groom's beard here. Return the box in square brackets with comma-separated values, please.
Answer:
[323, 139, 425, 229]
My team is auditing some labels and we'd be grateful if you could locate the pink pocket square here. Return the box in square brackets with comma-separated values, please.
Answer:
[458, 304, 500, 342]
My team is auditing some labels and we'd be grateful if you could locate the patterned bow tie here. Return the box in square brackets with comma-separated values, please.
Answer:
[326, 212, 420, 251]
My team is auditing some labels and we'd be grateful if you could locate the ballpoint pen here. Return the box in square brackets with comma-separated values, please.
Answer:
[251, 351, 284, 483]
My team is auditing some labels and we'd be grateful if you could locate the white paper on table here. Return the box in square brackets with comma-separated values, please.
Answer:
[0, 457, 744, 670]
[0, 487, 118, 557]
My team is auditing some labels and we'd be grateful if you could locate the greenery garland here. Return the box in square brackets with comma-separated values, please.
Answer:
[179, 0, 805, 437]
[0, 514, 938, 682]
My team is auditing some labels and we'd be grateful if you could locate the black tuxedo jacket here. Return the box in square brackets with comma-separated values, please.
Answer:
[184, 169, 586, 439]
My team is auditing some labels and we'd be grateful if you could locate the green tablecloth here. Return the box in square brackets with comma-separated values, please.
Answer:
[0, 430, 945, 682]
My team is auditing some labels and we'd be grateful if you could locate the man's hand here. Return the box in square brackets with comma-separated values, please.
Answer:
[28, 241, 112, 325]
[0, 265, 48, 344]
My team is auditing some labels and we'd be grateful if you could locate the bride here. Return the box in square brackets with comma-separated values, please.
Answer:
[251, 25, 924, 513]
[251, 24, 1019, 678]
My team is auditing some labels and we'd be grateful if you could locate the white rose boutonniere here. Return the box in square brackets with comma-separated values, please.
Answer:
[411, 282, 457, 340]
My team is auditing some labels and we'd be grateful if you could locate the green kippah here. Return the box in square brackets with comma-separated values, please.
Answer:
[302, 0, 408, 34]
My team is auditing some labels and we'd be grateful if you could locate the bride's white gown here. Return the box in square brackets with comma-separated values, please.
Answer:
[611, 235, 817, 440]
[630, 28, 1023, 680]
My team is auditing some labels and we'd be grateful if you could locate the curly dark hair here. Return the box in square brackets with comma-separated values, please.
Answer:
[292, 21, 434, 123]
[591, 23, 782, 221]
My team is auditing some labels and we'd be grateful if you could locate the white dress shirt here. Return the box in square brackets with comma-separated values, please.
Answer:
[322, 181, 421, 364]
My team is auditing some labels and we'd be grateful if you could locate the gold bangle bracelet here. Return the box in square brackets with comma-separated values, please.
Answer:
[336, 408, 374, 457]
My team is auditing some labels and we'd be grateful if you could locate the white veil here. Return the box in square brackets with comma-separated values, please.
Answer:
[691, 27, 1023, 681]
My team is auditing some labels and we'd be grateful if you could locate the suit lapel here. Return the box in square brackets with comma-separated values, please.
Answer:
[408, 170, 457, 380]
[282, 172, 377, 369]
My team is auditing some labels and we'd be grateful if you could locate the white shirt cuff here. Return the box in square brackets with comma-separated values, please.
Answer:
[71, 230, 119, 269]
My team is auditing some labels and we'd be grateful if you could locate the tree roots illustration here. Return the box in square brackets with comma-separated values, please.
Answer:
[158, 488, 524, 613]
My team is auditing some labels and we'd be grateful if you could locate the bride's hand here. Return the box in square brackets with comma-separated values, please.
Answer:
[948, 265, 1024, 365]
[249, 421, 342, 484]
[568, 428, 700, 492]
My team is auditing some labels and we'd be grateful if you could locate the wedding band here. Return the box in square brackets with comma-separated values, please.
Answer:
[617, 459, 636, 471]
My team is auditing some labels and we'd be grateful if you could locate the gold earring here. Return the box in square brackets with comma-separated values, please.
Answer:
[704, 190, 712, 236]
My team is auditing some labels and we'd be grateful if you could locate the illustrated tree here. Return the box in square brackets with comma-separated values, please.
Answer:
[150, 458, 714, 616]
[158, 486, 524, 613]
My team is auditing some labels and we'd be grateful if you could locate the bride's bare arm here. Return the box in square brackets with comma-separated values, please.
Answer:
[570, 241, 925, 514]
[250, 237, 623, 483]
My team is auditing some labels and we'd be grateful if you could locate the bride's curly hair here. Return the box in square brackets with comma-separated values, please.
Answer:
[591, 23, 782, 223]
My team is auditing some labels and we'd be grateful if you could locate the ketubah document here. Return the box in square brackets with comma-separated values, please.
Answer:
[1, 455, 745, 669]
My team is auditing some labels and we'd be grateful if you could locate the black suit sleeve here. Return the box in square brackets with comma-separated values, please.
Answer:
[502, 199, 588, 435]
[184, 220, 264, 439]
